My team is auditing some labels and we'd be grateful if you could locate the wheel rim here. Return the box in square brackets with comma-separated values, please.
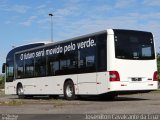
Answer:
[18, 87, 24, 95]
[66, 84, 73, 97]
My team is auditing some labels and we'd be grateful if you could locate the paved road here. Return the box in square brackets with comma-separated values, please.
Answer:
[0, 92, 160, 120]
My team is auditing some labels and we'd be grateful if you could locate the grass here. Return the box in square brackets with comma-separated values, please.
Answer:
[0, 89, 58, 106]
[150, 89, 160, 93]
[0, 89, 5, 96]
[0, 75, 4, 89]
[0, 92, 67, 106]
[0, 98, 65, 106]
[0, 95, 86, 107]
[0, 100, 25, 106]
[0, 90, 25, 106]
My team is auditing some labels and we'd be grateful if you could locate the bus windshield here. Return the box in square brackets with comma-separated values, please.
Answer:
[114, 30, 155, 60]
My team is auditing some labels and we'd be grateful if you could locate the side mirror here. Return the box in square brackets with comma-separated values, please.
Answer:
[2, 63, 6, 73]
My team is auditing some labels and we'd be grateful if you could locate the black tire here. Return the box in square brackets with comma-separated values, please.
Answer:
[17, 84, 25, 99]
[64, 80, 76, 100]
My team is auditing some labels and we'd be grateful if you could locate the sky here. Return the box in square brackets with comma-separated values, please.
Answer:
[0, 0, 160, 73]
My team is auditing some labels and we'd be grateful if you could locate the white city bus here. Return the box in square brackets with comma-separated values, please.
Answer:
[2, 29, 158, 100]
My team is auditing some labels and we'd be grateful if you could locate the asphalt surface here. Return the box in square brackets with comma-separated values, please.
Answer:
[0, 92, 160, 120]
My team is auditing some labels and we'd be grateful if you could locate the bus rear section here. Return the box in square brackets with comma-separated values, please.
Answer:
[106, 29, 158, 94]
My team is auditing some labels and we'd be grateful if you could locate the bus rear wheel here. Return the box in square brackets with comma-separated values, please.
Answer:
[64, 80, 75, 100]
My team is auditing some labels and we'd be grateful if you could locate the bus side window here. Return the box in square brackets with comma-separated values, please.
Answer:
[35, 57, 46, 77]
[86, 56, 95, 67]
[96, 33, 107, 72]
[6, 62, 14, 82]
[15, 54, 24, 79]
[58, 50, 78, 75]
[51, 61, 59, 75]
[24, 59, 34, 78]
[78, 46, 96, 73]
[2, 63, 6, 73]
[47, 54, 60, 76]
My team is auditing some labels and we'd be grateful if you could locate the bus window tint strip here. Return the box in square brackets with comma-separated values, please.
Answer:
[14, 33, 107, 79]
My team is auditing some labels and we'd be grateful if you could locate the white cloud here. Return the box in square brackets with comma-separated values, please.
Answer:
[143, 0, 160, 6]
[35, 2, 81, 27]
[51, 11, 160, 50]
[55, 5, 79, 18]
[4, 16, 20, 25]
[20, 16, 37, 26]
[35, 4, 51, 16]
[37, 18, 49, 25]
[129, 12, 160, 21]
[3, 4, 30, 13]
[29, 38, 51, 44]
[95, 4, 112, 12]
[50, 17, 137, 41]
[114, 0, 136, 8]
[36, 5, 47, 9]
[5, 20, 11, 24]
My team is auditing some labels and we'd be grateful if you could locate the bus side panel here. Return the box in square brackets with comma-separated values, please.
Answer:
[77, 73, 97, 95]
[9, 75, 78, 95]
[35, 75, 78, 95]
[5, 82, 16, 95]
[96, 72, 110, 94]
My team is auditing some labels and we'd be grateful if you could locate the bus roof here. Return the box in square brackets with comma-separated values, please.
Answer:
[6, 42, 47, 62]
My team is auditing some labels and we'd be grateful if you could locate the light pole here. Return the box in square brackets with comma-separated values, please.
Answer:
[49, 13, 53, 42]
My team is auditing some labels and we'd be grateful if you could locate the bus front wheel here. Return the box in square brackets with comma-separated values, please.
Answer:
[63, 80, 75, 100]
[17, 84, 24, 99]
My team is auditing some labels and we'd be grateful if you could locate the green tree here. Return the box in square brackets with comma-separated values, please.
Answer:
[0, 75, 5, 89]
[157, 54, 160, 80]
